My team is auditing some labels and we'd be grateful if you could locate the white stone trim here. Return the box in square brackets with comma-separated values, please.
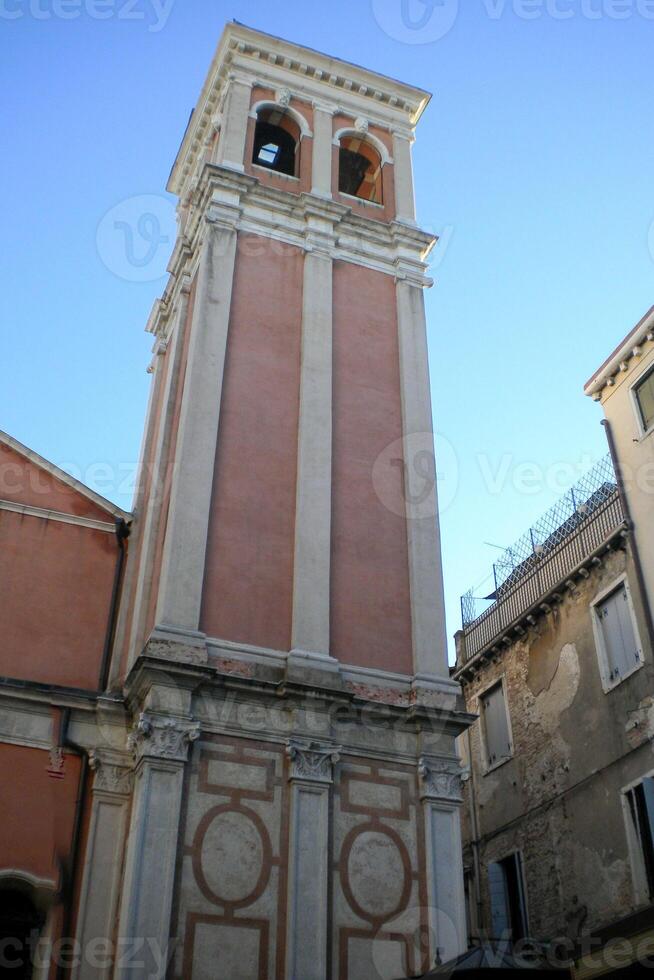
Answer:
[395, 281, 449, 680]
[168, 23, 429, 197]
[0, 498, 118, 534]
[127, 294, 188, 667]
[0, 430, 131, 522]
[249, 99, 312, 137]
[333, 127, 392, 166]
[155, 203, 241, 632]
[291, 249, 333, 658]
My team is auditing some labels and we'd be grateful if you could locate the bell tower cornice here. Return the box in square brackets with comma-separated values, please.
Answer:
[167, 22, 431, 201]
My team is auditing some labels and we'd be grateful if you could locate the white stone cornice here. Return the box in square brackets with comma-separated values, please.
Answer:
[286, 739, 341, 784]
[168, 23, 430, 198]
[418, 757, 464, 803]
[127, 712, 200, 764]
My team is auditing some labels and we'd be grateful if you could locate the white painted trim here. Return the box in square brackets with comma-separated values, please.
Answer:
[629, 360, 654, 442]
[0, 430, 131, 522]
[250, 100, 312, 138]
[333, 127, 392, 166]
[585, 306, 654, 396]
[0, 498, 118, 533]
[476, 674, 514, 775]
[620, 766, 654, 907]
[590, 573, 645, 693]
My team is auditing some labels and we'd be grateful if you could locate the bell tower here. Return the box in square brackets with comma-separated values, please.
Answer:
[108, 22, 472, 980]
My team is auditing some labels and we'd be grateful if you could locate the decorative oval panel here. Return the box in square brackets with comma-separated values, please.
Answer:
[342, 824, 411, 923]
[193, 805, 270, 908]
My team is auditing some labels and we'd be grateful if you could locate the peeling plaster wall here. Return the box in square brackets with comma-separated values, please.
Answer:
[460, 544, 654, 940]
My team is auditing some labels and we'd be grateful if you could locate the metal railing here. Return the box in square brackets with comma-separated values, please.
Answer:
[459, 454, 626, 664]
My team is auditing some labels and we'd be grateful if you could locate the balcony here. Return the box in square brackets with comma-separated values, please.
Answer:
[455, 455, 626, 672]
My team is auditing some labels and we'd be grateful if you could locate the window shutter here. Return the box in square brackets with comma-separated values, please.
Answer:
[482, 683, 511, 766]
[636, 369, 654, 431]
[598, 585, 638, 681]
[488, 862, 510, 939]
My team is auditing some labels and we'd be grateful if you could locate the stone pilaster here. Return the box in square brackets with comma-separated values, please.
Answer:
[127, 287, 190, 667]
[284, 740, 340, 980]
[289, 200, 346, 672]
[214, 74, 253, 172]
[73, 752, 133, 980]
[418, 757, 467, 964]
[311, 102, 335, 198]
[115, 714, 200, 980]
[392, 129, 417, 225]
[155, 180, 247, 637]
[395, 271, 449, 682]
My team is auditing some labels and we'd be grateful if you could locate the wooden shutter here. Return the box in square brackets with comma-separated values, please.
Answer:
[636, 369, 654, 431]
[481, 683, 511, 766]
[597, 585, 638, 682]
[488, 861, 510, 938]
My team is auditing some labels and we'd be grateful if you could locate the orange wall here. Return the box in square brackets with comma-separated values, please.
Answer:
[0, 509, 117, 689]
[0, 443, 110, 521]
[0, 742, 82, 882]
[200, 233, 302, 651]
[331, 261, 413, 674]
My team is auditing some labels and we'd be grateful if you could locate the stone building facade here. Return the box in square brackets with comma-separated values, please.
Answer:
[0, 23, 472, 980]
[455, 309, 654, 976]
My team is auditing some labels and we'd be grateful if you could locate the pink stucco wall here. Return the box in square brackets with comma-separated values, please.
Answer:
[200, 233, 302, 651]
[331, 261, 413, 674]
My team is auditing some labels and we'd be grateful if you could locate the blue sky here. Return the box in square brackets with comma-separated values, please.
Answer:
[2, 0, 653, 658]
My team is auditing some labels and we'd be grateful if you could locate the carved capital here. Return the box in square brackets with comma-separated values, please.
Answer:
[277, 87, 292, 108]
[418, 757, 463, 803]
[127, 713, 200, 764]
[89, 750, 133, 796]
[286, 739, 341, 784]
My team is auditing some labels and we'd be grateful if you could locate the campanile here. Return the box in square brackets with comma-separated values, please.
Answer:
[103, 22, 472, 980]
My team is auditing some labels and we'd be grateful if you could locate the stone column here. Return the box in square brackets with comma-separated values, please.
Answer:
[290, 246, 333, 662]
[419, 758, 467, 965]
[392, 129, 417, 225]
[215, 74, 252, 172]
[73, 752, 133, 980]
[155, 189, 243, 637]
[127, 287, 189, 667]
[284, 740, 340, 980]
[395, 275, 449, 681]
[114, 713, 200, 980]
[311, 103, 335, 198]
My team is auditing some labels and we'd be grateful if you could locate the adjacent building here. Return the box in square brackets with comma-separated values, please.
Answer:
[455, 309, 654, 977]
[0, 24, 472, 980]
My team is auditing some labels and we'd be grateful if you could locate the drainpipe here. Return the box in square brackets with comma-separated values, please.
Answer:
[57, 708, 89, 980]
[98, 518, 130, 692]
[466, 725, 484, 938]
[601, 419, 654, 653]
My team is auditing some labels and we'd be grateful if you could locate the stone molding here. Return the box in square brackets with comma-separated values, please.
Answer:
[418, 757, 464, 804]
[286, 739, 341, 784]
[88, 750, 133, 796]
[127, 712, 200, 764]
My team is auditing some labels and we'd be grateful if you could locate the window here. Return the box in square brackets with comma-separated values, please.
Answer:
[480, 680, 512, 769]
[592, 580, 643, 690]
[625, 777, 654, 903]
[252, 107, 300, 177]
[488, 853, 528, 940]
[634, 365, 654, 434]
[338, 135, 383, 203]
